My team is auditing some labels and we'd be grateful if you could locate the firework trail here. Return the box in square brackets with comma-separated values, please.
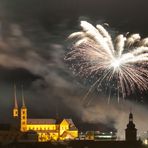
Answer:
[65, 21, 148, 104]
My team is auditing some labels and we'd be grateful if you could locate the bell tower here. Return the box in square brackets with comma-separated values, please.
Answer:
[12, 84, 18, 118]
[125, 112, 137, 141]
[20, 85, 27, 132]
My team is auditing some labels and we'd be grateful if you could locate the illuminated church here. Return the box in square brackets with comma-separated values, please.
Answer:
[12, 85, 78, 142]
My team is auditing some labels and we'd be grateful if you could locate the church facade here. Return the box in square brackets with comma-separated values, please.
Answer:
[12, 86, 78, 142]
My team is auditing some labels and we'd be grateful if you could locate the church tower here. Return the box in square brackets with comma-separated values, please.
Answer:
[20, 86, 27, 132]
[125, 112, 137, 141]
[12, 84, 18, 118]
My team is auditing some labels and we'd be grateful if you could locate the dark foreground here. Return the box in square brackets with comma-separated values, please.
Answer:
[0, 140, 147, 148]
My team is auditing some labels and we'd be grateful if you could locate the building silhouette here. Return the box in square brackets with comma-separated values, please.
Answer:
[125, 112, 137, 141]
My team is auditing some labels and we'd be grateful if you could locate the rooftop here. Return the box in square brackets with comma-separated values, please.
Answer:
[27, 119, 56, 125]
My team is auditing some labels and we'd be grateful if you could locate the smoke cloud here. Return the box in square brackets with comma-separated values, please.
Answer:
[64, 96, 148, 140]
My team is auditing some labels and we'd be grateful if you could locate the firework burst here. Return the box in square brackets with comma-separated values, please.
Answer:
[65, 21, 148, 103]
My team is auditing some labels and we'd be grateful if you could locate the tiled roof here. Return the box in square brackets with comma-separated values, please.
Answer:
[63, 119, 78, 130]
[27, 119, 56, 124]
[64, 119, 74, 126]
[69, 126, 78, 131]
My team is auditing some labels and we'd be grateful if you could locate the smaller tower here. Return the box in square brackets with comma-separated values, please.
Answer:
[20, 85, 27, 132]
[12, 84, 18, 118]
[125, 112, 137, 141]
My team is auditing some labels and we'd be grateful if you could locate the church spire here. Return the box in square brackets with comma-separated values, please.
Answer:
[20, 84, 27, 132]
[13, 83, 18, 118]
[129, 112, 133, 122]
[125, 112, 137, 141]
[14, 83, 18, 109]
[129, 107, 133, 122]
[21, 85, 25, 107]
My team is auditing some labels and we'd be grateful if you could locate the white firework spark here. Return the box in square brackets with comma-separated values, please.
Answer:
[65, 21, 148, 103]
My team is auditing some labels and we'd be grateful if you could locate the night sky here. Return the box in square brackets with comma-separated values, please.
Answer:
[0, 0, 148, 138]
